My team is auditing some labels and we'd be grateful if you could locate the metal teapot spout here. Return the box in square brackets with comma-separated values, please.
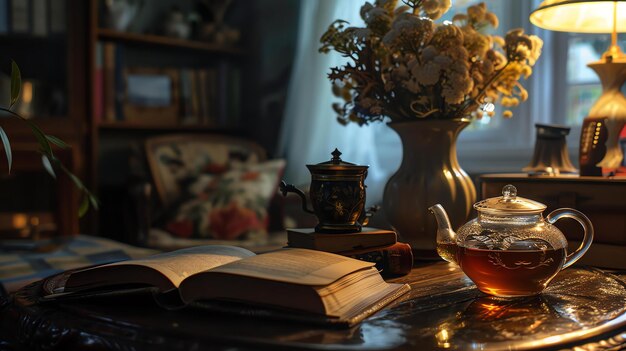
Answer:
[429, 204, 458, 264]
[279, 181, 315, 214]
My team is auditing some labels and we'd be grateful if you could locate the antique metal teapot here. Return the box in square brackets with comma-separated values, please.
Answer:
[429, 184, 594, 297]
[280, 149, 376, 233]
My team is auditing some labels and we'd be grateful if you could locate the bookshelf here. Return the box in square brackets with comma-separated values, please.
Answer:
[0, 0, 87, 236]
[87, 0, 250, 238]
[0, 0, 253, 237]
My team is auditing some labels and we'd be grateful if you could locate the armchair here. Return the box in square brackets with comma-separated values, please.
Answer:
[132, 134, 289, 251]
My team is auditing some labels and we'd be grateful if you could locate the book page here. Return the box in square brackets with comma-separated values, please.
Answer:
[76, 245, 255, 288]
[206, 248, 374, 286]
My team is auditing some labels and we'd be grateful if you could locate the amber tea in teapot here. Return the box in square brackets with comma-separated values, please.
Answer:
[457, 240, 566, 296]
[430, 185, 594, 297]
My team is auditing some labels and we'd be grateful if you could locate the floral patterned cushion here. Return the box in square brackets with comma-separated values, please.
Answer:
[164, 159, 286, 240]
[150, 139, 263, 206]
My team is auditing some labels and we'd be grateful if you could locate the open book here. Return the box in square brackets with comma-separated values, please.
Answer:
[44, 246, 410, 327]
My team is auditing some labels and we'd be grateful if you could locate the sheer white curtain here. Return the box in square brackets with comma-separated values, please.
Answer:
[277, 0, 394, 206]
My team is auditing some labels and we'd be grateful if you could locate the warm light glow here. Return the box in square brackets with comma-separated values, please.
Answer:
[530, 0, 626, 33]
[12, 214, 27, 228]
[21, 81, 33, 103]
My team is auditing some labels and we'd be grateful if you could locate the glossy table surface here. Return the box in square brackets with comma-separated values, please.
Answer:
[2, 262, 626, 351]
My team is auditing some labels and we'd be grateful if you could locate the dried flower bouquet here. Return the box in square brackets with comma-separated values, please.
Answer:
[320, 0, 543, 125]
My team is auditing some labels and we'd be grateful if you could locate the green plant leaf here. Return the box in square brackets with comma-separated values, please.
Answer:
[78, 195, 89, 218]
[45, 135, 69, 149]
[88, 194, 99, 210]
[10, 61, 21, 108]
[0, 126, 12, 173]
[21, 118, 53, 157]
[41, 154, 56, 179]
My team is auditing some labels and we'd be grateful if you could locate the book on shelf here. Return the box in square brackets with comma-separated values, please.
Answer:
[44, 246, 410, 327]
[3, 0, 62, 35]
[287, 227, 397, 253]
[218, 60, 229, 126]
[197, 69, 208, 124]
[205, 68, 218, 125]
[10, 0, 29, 33]
[113, 43, 125, 121]
[102, 42, 116, 122]
[340, 242, 413, 277]
[94, 42, 104, 123]
[178, 68, 196, 125]
[228, 66, 241, 126]
[190, 69, 200, 122]
[31, 0, 47, 36]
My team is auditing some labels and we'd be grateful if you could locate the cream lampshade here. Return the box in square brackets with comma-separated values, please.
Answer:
[530, 0, 626, 176]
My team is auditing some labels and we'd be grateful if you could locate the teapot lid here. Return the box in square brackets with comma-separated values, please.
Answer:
[474, 184, 546, 215]
[306, 149, 368, 173]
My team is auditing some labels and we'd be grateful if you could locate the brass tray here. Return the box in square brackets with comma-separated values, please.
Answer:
[239, 264, 626, 350]
[358, 263, 626, 350]
[244, 264, 626, 350]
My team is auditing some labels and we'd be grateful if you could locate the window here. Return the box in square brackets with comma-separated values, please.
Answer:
[372, 0, 540, 175]
[375, 1, 622, 174]
[282, 1, 621, 206]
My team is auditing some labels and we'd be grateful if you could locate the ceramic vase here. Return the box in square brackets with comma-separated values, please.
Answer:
[382, 119, 476, 259]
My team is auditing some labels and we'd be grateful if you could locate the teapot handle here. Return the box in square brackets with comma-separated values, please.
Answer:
[547, 208, 594, 269]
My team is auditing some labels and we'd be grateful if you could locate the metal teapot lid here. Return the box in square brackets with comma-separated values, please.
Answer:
[474, 184, 546, 215]
[306, 149, 368, 174]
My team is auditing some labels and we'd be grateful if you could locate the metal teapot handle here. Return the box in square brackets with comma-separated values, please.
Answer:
[279, 181, 315, 214]
[547, 208, 594, 269]
[359, 205, 379, 227]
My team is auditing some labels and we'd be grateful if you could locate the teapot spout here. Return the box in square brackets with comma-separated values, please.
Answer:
[429, 204, 458, 264]
[429, 204, 454, 235]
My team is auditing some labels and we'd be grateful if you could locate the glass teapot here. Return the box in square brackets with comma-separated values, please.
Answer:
[429, 184, 594, 297]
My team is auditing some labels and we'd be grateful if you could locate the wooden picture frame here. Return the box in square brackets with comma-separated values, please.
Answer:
[123, 67, 180, 125]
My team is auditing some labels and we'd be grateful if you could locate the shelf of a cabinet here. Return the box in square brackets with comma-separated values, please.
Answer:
[97, 121, 244, 133]
[96, 29, 246, 55]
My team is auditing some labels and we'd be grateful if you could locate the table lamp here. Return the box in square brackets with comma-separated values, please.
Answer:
[530, 0, 626, 176]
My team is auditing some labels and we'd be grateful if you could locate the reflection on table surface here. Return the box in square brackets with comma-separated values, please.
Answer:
[5, 262, 626, 351]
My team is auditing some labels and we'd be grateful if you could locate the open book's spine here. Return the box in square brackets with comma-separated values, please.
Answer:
[339, 242, 413, 277]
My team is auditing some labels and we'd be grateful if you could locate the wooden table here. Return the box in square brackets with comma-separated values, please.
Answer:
[1, 263, 626, 350]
